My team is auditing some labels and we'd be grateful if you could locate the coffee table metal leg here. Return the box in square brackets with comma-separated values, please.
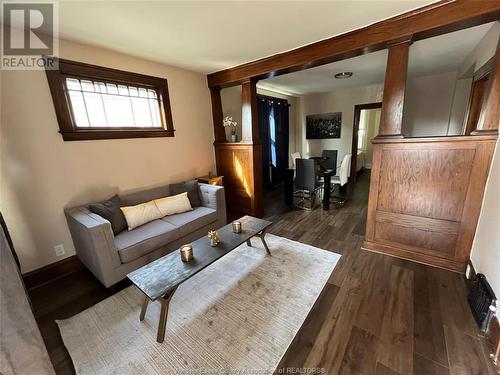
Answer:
[156, 286, 177, 343]
[139, 296, 149, 321]
[252, 230, 271, 255]
[259, 231, 271, 255]
[246, 239, 252, 247]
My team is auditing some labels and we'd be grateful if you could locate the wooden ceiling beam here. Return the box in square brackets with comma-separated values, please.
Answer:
[207, 0, 500, 88]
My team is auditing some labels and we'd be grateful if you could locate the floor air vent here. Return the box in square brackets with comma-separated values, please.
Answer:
[468, 273, 497, 332]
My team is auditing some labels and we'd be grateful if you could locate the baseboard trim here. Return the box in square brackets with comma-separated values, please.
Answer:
[362, 240, 465, 273]
[22, 255, 84, 290]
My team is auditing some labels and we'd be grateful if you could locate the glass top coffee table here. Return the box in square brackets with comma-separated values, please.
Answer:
[127, 215, 272, 343]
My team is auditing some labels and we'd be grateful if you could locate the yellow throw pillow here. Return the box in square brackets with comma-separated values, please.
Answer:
[154, 192, 192, 217]
[120, 200, 163, 230]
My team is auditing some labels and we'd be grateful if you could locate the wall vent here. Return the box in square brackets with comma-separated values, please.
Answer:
[468, 273, 497, 332]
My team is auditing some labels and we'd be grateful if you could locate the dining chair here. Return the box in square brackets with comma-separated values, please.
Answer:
[331, 153, 352, 206]
[320, 149, 337, 172]
[294, 158, 323, 210]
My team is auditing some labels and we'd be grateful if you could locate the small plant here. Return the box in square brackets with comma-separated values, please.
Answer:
[223, 116, 237, 136]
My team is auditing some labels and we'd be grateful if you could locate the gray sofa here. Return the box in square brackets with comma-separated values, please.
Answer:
[65, 183, 226, 287]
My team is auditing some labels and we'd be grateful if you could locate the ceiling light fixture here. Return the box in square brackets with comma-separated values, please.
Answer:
[334, 72, 353, 79]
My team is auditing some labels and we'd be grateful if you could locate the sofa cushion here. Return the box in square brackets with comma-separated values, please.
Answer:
[170, 180, 201, 207]
[161, 206, 217, 237]
[88, 195, 127, 235]
[115, 220, 180, 263]
[120, 200, 163, 230]
[120, 185, 170, 206]
[155, 192, 192, 217]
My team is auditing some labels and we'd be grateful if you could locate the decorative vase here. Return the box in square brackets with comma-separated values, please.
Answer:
[231, 134, 237, 142]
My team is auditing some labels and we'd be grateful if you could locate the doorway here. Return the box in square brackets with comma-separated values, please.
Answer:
[351, 102, 382, 182]
[258, 95, 290, 189]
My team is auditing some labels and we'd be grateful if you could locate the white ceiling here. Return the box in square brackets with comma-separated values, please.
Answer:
[259, 22, 495, 95]
[56, 0, 436, 73]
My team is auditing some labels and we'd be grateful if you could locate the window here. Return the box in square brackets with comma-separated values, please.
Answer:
[45, 58, 174, 141]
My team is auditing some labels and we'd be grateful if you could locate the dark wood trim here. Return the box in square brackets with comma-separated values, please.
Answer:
[207, 1, 500, 88]
[22, 255, 84, 291]
[377, 41, 410, 138]
[210, 86, 227, 143]
[464, 77, 490, 135]
[45, 57, 175, 141]
[241, 79, 260, 143]
[350, 102, 382, 182]
[475, 37, 500, 135]
[59, 129, 175, 141]
[463, 56, 496, 135]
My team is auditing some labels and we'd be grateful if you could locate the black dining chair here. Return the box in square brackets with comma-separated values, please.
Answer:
[320, 149, 337, 172]
[294, 158, 323, 210]
[318, 150, 338, 190]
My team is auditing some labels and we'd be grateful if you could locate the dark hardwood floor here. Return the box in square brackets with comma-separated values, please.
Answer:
[28, 170, 496, 374]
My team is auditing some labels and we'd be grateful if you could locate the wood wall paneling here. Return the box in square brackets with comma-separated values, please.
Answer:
[363, 136, 497, 272]
[214, 143, 263, 217]
[378, 40, 410, 138]
[376, 147, 475, 221]
[207, 1, 500, 88]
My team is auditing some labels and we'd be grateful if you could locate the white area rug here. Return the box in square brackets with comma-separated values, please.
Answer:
[57, 234, 340, 374]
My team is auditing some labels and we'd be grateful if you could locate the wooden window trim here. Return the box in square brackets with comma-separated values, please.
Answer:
[45, 58, 175, 141]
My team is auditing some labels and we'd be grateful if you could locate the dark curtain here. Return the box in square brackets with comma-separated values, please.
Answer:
[258, 95, 289, 189]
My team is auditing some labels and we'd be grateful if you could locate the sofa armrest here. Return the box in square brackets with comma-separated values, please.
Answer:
[199, 183, 227, 224]
[65, 206, 121, 286]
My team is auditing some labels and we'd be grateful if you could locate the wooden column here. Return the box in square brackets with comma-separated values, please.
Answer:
[210, 86, 226, 143]
[377, 39, 411, 138]
[241, 79, 260, 143]
[474, 39, 500, 135]
[212, 79, 263, 218]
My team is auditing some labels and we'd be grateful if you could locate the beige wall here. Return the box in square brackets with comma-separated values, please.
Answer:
[297, 84, 384, 169]
[470, 139, 500, 298]
[402, 71, 459, 137]
[460, 22, 500, 77]
[0, 39, 215, 273]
